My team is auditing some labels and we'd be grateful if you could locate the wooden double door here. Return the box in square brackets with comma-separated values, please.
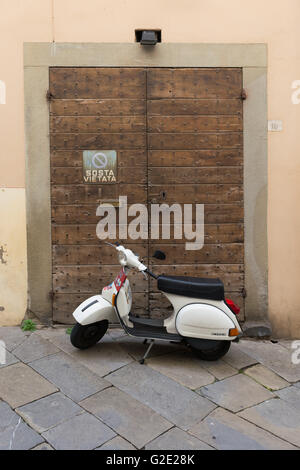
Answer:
[50, 67, 244, 323]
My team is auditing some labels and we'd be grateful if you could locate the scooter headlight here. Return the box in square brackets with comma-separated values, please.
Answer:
[118, 251, 127, 265]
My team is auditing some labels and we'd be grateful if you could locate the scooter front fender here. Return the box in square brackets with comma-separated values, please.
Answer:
[73, 295, 118, 325]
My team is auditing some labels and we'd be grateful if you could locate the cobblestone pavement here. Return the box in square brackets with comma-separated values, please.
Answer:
[0, 326, 300, 450]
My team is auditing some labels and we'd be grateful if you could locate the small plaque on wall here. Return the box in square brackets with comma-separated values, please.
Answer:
[82, 150, 117, 183]
[268, 120, 283, 132]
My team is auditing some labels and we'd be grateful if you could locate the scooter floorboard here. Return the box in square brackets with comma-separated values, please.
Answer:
[128, 314, 164, 328]
[126, 321, 181, 342]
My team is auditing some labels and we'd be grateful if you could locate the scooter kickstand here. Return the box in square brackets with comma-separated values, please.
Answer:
[139, 339, 155, 364]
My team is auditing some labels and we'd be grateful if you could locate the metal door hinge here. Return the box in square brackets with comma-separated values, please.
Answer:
[46, 90, 54, 102]
[242, 287, 247, 298]
[49, 290, 55, 300]
[240, 89, 247, 101]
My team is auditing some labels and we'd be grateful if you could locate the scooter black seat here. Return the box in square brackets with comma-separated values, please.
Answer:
[157, 275, 225, 301]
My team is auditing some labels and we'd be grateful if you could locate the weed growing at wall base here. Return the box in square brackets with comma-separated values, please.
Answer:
[21, 319, 37, 332]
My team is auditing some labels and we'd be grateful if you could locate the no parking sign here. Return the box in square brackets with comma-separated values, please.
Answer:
[82, 150, 117, 183]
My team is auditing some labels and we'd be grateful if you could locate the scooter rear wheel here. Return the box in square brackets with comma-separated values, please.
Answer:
[187, 338, 231, 361]
[70, 321, 108, 349]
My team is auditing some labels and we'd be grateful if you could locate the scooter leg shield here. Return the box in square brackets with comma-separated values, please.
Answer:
[73, 295, 117, 325]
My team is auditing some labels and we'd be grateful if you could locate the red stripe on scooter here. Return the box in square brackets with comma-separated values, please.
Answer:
[114, 269, 127, 292]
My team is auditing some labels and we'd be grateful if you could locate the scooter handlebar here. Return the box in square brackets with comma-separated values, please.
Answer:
[116, 244, 148, 272]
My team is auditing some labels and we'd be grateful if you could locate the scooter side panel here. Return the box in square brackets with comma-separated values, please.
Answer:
[176, 303, 236, 340]
[73, 295, 118, 325]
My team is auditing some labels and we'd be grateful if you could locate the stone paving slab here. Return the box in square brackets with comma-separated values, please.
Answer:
[97, 436, 136, 450]
[278, 340, 294, 350]
[276, 386, 300, 412]
[32, 442, 54, 450]
[147, 350, 215, 389]
[189, 407, 296, 450]
[48, 332, 133, 377]
[0, 401, 44, 450]
[0, 327, 30, 352]
[0, 344, 19, 369]
[239, 398, 300, 447]
[145, 427, 213, 450]
[42, 412, 116, 450]
[17, 392, 83, 433]
[198, 374, 274, 412]
[80, 386, 172, 449]
[29, 352, 110, 402]
[240, 339, 300, 382]
[199, 359, 238, 381]
[12, 333, 60, 363]
[244, 364, 289, 391]
[115, 335, 184, 361]
[222, 342, 258, 370]
[0, 363, 57, 408]
[106, 362, 216, 430]
[35, 328, 68, 340]
[108, 328, 127, 340]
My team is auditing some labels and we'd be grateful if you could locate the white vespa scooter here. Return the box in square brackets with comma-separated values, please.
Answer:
[71, 243, 242, 361]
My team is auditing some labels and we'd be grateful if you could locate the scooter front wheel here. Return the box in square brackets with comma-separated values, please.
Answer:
[70, 320, 108, 350]
[186, 338, 231, 361]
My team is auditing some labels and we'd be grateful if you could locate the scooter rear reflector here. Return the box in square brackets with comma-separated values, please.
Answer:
[225, 298, 240, 315]
[229, 327, 239, 337]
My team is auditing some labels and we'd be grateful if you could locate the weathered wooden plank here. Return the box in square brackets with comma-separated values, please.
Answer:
[149, 167, 243, 184]
[52, 166, 243, 185]
[50, 133, 147, 150]
[51, 166, 146, 185]
[51, 150, 147, 168]
[148, 243, 244, 264]
[49, 68, 146, 99]
[53, 292, 148, 324]
[204, 204, 244, 224]
[148, 116, 242, 133]
[53, 265, 148, 293]
[148, 150, 242, 167]
[149, 184, 243, 204]
[147, 69, 242, 99]
[50, 116, 146, 134]
[52, 223, 244, 244]
[149, 264, 244, 292]
[52, 244, 148, 265]
[147, 99, 242, 116]
[51, 203, 243, 226]
[52, 243, 242, 266]
[151, 224, 244, 244]
[52, 224, 148, 244]
[50, 99, 146, 116]
[149, 293, 173, 317]
[148, 133, 242, 150]
[51, 184, 147, 205]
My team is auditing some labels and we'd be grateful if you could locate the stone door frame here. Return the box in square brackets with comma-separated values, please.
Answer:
[24, 43, 268, 326]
